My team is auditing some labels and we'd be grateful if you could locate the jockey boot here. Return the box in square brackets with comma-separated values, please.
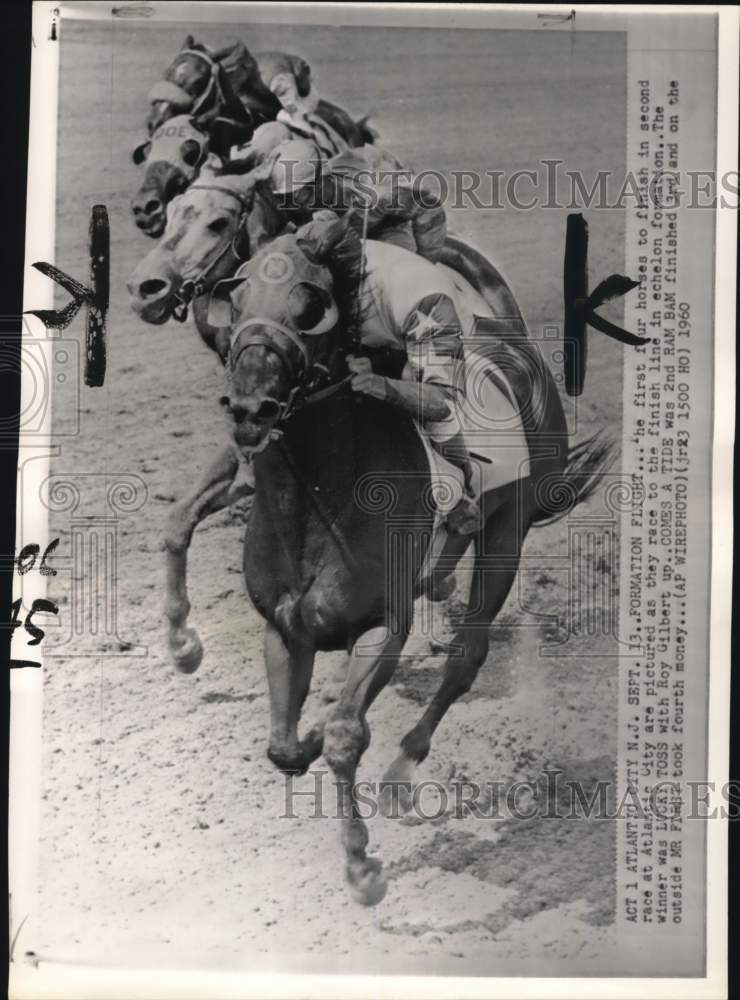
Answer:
[423, 490, 480, 602]
[437, 432, 482, 537]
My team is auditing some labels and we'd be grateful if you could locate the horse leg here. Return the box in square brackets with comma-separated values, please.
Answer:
[416, 531, 472, 602]
[323, 621, 409, 906]
[381, 492, 531, 813]
[320, 654, 349, 704]
[164, 443, 248, 673]
[264, 622, 322, 774]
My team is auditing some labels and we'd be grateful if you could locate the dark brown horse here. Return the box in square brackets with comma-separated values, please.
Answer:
[132, 38, 375, 236]
[163, 218, 613, 905]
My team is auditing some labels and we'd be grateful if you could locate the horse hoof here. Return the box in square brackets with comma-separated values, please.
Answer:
[347, 858, 387, 907]
[266, 746, 311, 776]
[378, 780, 414, 818]
[170, 627, 203, 674]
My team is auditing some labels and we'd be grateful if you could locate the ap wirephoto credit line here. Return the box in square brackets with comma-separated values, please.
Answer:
[7, 3, 737, 998]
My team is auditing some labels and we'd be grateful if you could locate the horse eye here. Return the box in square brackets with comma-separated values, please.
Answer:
[291, 286, 326, 331]
[181, 140, 201, 167]
[208, 217, 231, 233]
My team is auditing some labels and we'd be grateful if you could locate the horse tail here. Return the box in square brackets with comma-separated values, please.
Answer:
[532, 430, 617, 526]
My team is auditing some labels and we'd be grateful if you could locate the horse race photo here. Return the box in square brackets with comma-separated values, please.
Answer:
[8, 3, 731, 995]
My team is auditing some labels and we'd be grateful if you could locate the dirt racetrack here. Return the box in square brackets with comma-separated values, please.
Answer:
[38, 16, 627, 976]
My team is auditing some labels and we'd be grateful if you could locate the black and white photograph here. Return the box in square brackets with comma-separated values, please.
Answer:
[7, 3, 736, 997]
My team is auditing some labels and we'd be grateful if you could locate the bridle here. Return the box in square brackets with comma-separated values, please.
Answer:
[177, 49, 226, 119]
[157, 52, 254, 146]
[223, 258, 365, 573]
[228, 314, 346, 425]
[171, 183, 268, 322]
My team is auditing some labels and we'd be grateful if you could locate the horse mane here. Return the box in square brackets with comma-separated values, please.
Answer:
[216, 155, 261, 176]
[304, 215, 374, 350]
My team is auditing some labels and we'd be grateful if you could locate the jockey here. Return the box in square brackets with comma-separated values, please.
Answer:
[223, 135, 447, 262]
[220, 43, 318, 121]
[349, 235, 480, 533]
[228, 116, 347, 167]
[214, 42, 349, 159]
[299, 215, 479, 534]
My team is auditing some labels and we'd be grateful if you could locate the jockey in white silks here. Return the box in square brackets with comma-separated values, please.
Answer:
[229, 111, 348, 163]
[244, 50, 347, 159]
[344, 235, 481, 534]
[221, 215, 481, 536]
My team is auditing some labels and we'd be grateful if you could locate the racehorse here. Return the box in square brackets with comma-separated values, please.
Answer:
[161, 214, 615, 906]
[128, 158, 284, 353]
[132, 37, 374, 235]
[131, 116, 215, 238]
[198, 38, 377, 147]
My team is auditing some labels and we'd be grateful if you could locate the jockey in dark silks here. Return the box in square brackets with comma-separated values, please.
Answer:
[222, 134, 448, 263]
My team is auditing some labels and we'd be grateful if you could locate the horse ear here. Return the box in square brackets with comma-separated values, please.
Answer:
[249, 157, 275, 184]
[207, 277, 245, 328]
[211, 39, 241, 62]
[312, 210, 358, 260]
[296, 237, 320, 264]
[182, 34, 194, 50]
[132, 140, 151, 165]
[201, 152, 223, 175]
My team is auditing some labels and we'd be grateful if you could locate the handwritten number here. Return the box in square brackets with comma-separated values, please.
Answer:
[9, 597, 59, 646]
[25, 599, 59, 645]
[14, 538, 59, 576]
[39, 538, 59, 576]
[9, 598, 23, 636]
[7, 540, 61, 668]
[16, 544, 40, 575]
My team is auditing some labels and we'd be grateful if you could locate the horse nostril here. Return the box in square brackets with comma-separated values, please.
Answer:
[230, 404, 248, 424]
[256, 399, 281, 422]
[139, 278, 168, 299]
[144, 199, 162, 216]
